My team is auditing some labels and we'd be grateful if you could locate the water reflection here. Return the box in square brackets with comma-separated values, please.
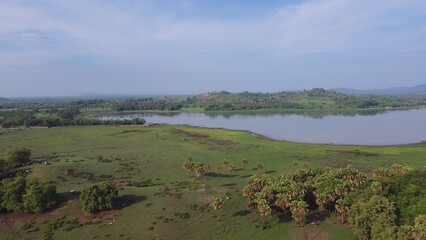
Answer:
[99, 108, 426, 145]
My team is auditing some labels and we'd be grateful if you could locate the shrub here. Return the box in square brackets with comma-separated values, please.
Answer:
[80, 182, 118, 212]
[6, 148, 31, 166]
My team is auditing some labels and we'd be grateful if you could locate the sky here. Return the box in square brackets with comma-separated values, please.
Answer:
[1, 0, 426, 97]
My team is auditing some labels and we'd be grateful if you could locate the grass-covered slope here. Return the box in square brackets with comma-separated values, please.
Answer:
[0, 125, 425, 239]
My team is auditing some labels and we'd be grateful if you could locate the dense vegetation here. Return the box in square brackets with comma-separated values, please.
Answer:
[243, 163, 426, 239]
[1, 88, 426, 128]
[0, 175, 58, 213]
[0, 106, 145, 128]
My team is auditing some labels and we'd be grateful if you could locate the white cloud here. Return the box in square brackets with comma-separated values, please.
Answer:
[1, 0, 426, 96]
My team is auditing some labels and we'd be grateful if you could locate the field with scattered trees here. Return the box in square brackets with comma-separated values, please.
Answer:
[0, 125, 425, 239]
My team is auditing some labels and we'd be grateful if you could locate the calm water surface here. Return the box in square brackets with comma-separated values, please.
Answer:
[100, 109, 426, 145]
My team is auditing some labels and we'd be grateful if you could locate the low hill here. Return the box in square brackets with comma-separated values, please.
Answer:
[334, 84, 426, 95]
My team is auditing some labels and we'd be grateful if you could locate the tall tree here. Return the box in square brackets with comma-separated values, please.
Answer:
[212, 198, 224, 223]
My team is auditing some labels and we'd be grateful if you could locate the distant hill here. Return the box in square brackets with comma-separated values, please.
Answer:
[0, 97, 9, 103]
[334, 84, 426, 95]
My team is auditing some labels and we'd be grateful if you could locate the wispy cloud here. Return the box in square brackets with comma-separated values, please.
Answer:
[1, 0, 426, 96]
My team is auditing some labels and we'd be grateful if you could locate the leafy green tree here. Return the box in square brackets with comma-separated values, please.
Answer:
[413, 215, 426, 240]
[80, 182, 118, 213]
[348, 195, 397, 239]
[1, 175, 27, 211]
[23, 179, 58, 213]
[0, 159, 9, 176]
[6, 148, 31, 166]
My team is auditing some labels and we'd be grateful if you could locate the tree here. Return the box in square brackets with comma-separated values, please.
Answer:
[0, 159, 9, 177]
[1, 175, 27, 211]
[413, 215, 426, 240]
[348, 195, 397, 239]
[215, 165, 222, 177]
[370, 181, 383, 193]
[194, 163, 206, 179]
[290, 200, 309, 227]
[6, 148, 31, 166]
[256, 163, 264, 172]
[257, 198, 272, 225]
[183, 158, 195, 176]
[23, 179, 58, 213]
[80, 182, 118, 213]
[222, 159, 230, 167]
[227, 164, 235, 172]
[241, 159, 248, 170]
[212, 198, 224, 223]
[335, 198, 350, 224]
[373, 167, 392, 179]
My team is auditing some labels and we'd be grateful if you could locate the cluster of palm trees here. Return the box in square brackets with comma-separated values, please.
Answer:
[241, 165, 368, 227]
[372, 164, 414, 179]
[182, 157, 211, 179]
[183, 157, 265, 179]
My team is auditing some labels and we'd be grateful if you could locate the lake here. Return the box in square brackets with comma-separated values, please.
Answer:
[99, 108, 426, 145]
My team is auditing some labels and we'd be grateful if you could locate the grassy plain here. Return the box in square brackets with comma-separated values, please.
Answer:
[0, 125, 425, 239]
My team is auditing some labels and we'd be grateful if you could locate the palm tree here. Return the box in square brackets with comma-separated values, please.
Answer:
[370, 181, 383, 194]
[391, 164, 403, 174]
[373, 167, 392, 179]
[215, 165, 222, 177]
[257, 199, 272, 225]
[212, 198, 224, 223]
[194, 163, 206, 179]
[335, 198, 349, 224]
[292, 161, 299, 169]
[203, 164, 211, 173]
[222, 159, 230, 167]
[256, 163, 264, 172]
[183, 160, 195, 176]
[290, 200, 309, 227]
[227, 164, 235, 172]
[242, 159, 248, 170]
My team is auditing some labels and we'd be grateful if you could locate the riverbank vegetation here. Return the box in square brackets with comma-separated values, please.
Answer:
[1, 88, 426, 128]
[0, 125, 425, 239]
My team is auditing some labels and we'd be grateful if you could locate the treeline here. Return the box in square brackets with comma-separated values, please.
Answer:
[1, 89, 426, 127]
[199, 89, 426, 111]
[0, 107, 145, 128]
[242, 163, 426, 240]
[3, 88, 426, 114]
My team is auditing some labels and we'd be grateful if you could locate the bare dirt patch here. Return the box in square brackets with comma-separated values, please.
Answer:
[169, 128, 235, 150]
[327, 149, 378, 157]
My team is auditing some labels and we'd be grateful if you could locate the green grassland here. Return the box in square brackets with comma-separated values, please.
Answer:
[0, 125, 425, 239]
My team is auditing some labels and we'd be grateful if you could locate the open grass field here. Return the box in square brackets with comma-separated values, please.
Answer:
[0, 125, 425, 239]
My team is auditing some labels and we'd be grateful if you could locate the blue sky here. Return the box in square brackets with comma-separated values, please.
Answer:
[1, 0, 426, 97]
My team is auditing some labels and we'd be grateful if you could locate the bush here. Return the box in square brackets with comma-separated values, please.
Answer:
[1, 175, 27, 212]
[80, 182, 118, 212]
[0, 175, 58, 213]
[6, 148, 31, 166]
[23, 179, 58, 213]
